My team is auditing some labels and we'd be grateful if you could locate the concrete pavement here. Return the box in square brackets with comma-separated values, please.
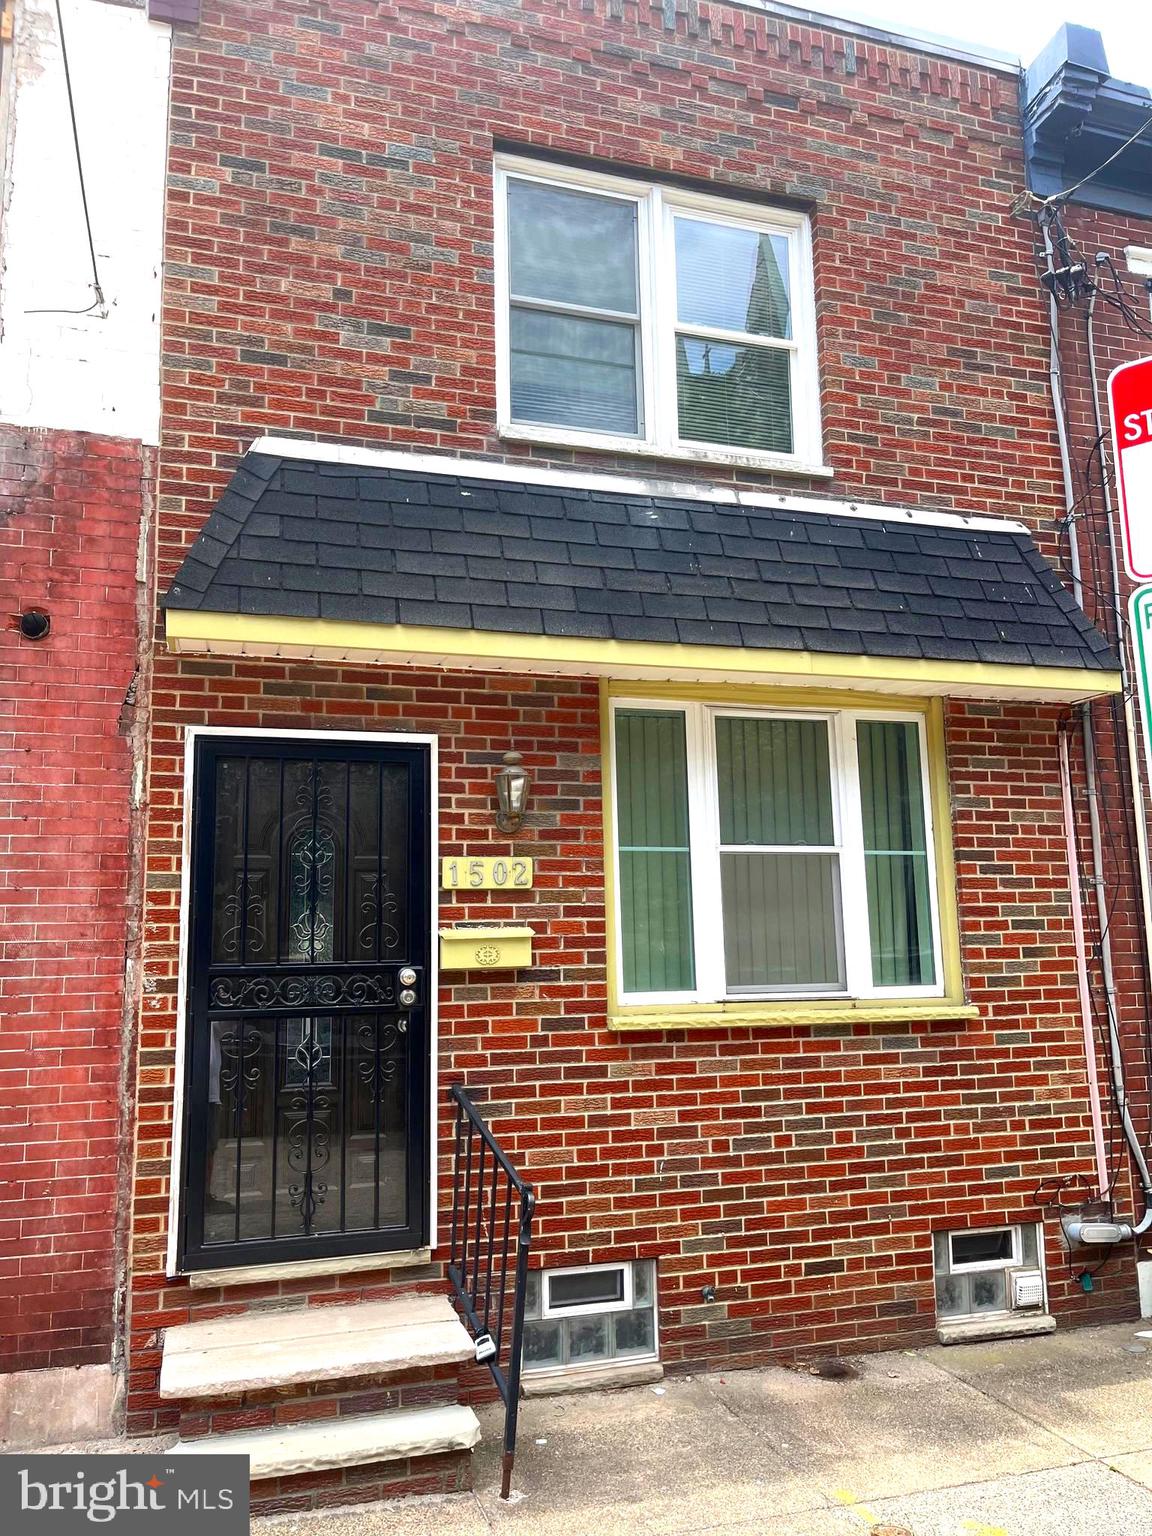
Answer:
[265, 1321, 1152, 1536]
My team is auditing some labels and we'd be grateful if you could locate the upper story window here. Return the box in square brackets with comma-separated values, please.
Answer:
[494, 157, 823, 472]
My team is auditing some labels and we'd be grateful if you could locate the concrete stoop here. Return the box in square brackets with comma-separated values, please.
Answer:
[160, 1294, 480, 1514]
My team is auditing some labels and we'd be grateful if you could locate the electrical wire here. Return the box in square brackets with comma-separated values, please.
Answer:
[1036, 109, 1152, 208]
[1036, 214, 1152, 1248]
[23, 0, 105, 317]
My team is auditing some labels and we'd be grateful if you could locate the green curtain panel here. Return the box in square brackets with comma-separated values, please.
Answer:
[856, 721, 936, 987]
[615, 710, 695, 993]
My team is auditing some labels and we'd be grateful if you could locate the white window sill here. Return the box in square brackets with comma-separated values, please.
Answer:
[936, 1313, 1055, 1346]
[498, 423, 834, 479]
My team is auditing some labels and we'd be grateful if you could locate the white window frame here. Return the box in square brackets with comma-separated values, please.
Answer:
[542, 1261, 635, 1319]
[493, 154, 825, 474]
[946, 1226, 1022, 1274]
[609, 698, 945, 1007]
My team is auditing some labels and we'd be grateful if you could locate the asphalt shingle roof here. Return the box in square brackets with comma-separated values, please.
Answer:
[163, 450, 1117, 673]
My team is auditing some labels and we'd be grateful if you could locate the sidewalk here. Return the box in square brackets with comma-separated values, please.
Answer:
[265, 1321, 1152, 1536]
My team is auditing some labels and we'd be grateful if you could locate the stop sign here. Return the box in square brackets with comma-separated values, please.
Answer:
[1110, 355, 1152, 582]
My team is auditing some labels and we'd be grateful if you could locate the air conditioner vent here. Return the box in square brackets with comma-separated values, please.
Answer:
[1010, 1268, 1044, 1310]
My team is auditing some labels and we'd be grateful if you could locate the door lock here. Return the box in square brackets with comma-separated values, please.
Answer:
[398, 966, 417, 986]
[399, 987, 417, 1007]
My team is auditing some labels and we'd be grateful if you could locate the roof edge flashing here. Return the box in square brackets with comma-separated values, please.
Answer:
[247, 435, 1030, 537]
[733, 1, 1019, 75]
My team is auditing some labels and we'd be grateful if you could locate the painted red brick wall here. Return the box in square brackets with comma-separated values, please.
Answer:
[127, 0, 1147, 1427]
[0, 426, 148, 1373]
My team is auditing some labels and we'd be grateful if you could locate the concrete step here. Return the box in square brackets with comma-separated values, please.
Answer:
[159, 1294, 472, 1400]
[171, 1403, 482, 1479]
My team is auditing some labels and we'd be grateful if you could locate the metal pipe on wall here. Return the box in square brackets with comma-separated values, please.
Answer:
[1041, 210, 1152, 1230]
[1059, 727, 1112, 1196]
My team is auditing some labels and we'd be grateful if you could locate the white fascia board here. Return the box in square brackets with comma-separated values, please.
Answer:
[249, 434, 1031, 537]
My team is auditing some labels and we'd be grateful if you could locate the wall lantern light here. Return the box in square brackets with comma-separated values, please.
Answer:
[494, 751, 531, 834]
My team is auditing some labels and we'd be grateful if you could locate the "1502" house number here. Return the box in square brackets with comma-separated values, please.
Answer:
[440, 856, 535, 890]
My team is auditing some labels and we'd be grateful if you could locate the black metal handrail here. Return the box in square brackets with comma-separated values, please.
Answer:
[447, 1084, 536, 1500]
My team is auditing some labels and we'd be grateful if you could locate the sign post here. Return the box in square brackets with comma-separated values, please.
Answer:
[1110, 355, 1152, 582]
[1131, 589, 1152, 781]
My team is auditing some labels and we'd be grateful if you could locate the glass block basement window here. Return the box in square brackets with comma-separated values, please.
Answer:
[522, 1261, 657, 1373]
[933, 1225, 1040, 1320]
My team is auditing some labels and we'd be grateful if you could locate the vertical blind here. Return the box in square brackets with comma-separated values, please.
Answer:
[715, 717, 842, 991]
[615, 711, 695, 993]
[856, 721, 936, 987]
[613, 707, 939, 1000]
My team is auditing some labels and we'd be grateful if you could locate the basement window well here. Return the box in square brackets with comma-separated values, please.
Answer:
[933, 1224, 1045, 1322]
[522, 1260, 658, 1375]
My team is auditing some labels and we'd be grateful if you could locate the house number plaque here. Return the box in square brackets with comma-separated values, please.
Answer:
[441, 856, 534, 890]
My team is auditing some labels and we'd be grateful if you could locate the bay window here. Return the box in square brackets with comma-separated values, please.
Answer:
[495, 156, 823, 471]
[611, 700, 944, 1005]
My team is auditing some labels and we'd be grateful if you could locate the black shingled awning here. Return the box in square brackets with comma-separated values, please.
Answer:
[164, 443, 1117, 680]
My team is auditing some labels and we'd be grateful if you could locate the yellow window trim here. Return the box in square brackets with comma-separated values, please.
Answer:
[608, 1002, 980, 1032]
[164, 610, 1121, 704]
[600, 685, 968, 1028]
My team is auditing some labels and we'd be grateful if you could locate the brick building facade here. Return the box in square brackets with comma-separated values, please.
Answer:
[2, 0, 1145, 1502]
[117, 1, 1152, 1499]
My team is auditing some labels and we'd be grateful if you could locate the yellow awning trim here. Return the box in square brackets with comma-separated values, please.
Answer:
[164, 610, 1121, 703]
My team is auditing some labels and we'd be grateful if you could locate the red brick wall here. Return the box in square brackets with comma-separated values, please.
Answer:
[0, 426, 148, 1373]
[128, 0, 1146, 1427]
[125, 662, 1132, 1431]
[158, 0, 1064, 547]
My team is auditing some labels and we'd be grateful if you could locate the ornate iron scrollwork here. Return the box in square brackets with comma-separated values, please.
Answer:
[208, 969, 397, 1010]
[218, 871, 268, 959]
[356, 1018, 401, 1092]
[218, 1025, 262, 1093]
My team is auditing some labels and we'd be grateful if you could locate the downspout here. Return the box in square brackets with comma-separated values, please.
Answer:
[1042, 214, 1152, 1239]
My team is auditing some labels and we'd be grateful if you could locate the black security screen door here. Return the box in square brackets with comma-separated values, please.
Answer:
[179, 736, 431, 1271]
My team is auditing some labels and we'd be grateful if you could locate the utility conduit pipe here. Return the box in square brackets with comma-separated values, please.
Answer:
[1059, 726, 1111, 1197]
[1042, 211, 1152, 1239]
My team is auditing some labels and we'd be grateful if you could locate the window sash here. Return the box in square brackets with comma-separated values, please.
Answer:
[944, 1226, 1023, 1274]
[610, 699, 944, 1005]
[495, 158, 820, 467]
